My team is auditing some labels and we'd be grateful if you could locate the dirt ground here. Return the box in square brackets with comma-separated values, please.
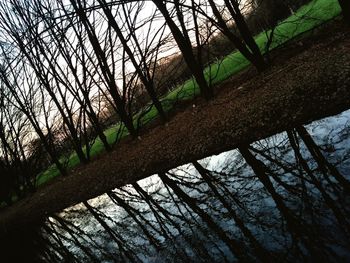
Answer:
[1, 19, 350, 234]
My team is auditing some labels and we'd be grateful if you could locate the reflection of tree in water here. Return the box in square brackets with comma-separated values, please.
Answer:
[8, 118, 350, 262]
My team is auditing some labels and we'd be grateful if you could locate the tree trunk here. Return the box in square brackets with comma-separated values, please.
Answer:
[226, 0, 267, 72]
[207, 0, 267, 72]
[98, 0, 167, 122]
[153, 1, 214, 100]
[339, 0, 350, 24]
[70, 0, 137, 138]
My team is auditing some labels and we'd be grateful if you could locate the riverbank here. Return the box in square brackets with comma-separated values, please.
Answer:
[0, 19, 349, 233]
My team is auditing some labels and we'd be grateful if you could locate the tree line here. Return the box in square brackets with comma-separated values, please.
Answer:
[0, 0, 347, 204]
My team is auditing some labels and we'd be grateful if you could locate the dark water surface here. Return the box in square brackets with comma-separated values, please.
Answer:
[5, 110, 350, 262]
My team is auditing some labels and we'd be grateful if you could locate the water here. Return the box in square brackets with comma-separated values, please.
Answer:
[9, 110, 350, 262]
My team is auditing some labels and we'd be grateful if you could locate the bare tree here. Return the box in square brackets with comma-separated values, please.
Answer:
[68, 0, 137, 137]
[0, 55, 67, 176]
[97, 0, 168, 122]
[30, 0, 112, 152]
[193, 0, 267, 71]
[152, 0, 214, 100]
[0, 0, 89, 163]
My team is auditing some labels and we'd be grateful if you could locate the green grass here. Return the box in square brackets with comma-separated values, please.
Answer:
[36, 0, 341, 186]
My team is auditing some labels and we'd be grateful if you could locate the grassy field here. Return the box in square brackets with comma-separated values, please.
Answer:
[36, 0, 341, 186]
